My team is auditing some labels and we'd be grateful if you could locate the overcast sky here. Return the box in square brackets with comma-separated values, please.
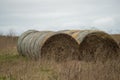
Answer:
[0, 0, 120, 35]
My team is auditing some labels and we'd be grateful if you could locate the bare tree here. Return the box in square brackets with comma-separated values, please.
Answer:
[7, 29, 16, 37]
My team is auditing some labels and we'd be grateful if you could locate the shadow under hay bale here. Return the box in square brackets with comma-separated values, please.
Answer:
[17, 30, 79, 61]
[59, 30, 119, 62]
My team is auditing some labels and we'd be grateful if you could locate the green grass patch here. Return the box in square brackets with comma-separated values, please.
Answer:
[0, 76, 15, 80]
[0, 54, 28, 63]
[40, 66, 52, 73]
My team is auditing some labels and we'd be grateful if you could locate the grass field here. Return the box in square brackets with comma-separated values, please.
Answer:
[0, 35, 120, 80]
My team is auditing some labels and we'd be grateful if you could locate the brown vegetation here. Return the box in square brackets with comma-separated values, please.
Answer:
[0, 35, 18, 50]
[0, 33, 120, 80]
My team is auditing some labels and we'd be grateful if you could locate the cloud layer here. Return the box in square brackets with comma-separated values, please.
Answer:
[0, 0, 120, 35]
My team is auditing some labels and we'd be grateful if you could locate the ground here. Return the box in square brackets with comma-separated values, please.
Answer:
[0, 35, 120, 80]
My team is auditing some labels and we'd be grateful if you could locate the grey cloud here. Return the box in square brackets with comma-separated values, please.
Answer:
[0, 0, 120, 34]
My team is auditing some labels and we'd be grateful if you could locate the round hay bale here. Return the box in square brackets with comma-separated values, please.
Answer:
[17, 30, 79, 61]
[59, 30, 119, 61]
[17, 30, 38, 56]
[41, 33, 79, 61]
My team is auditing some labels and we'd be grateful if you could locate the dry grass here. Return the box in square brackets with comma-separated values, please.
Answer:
[0, 35, 120, 80]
